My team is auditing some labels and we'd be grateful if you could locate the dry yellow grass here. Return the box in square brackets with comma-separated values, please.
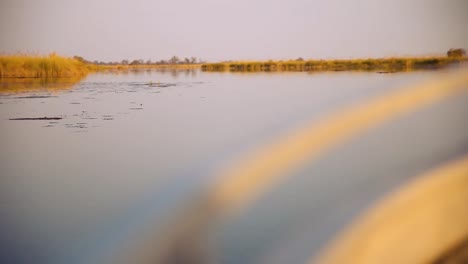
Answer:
[0, 53, 202, 78]
[201, 57, 467, 72]
[0, 53, 92, 78]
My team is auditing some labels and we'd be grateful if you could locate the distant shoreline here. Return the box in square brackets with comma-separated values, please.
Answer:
[0, 54, 201, 78]
[95, 63, 200, 73]
[1, 54, 467, 78]
[201, 57, 468, 73]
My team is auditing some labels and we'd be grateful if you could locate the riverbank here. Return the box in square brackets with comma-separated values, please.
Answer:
[0, 54, 202, 78]
[0, 54, 94, 78]
[95, 63, 200, 73]
[201, 57, 467, 72]
[3, 54, 466, 77]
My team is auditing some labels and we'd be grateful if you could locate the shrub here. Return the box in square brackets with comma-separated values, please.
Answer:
[447, 48, 466, 58]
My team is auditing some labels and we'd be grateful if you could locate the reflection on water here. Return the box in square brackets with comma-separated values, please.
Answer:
[0, 69, 205, 133]
[98, 67, 199, 78]
[0, 69, 199, 95]
[1, 70, 445, 264]
[0, 76, 85, 94]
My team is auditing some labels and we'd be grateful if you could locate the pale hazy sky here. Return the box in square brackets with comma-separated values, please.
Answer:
[1, 0, 467, 62]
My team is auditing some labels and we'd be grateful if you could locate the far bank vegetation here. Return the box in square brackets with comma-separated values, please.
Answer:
[202, 49, 467, 73]
[76, 55, 203, 71]
[202, 57, 467, 73]
[447, 48, 466, 58]
[2, 49, 466, 78]
[0, 54, 203, 78]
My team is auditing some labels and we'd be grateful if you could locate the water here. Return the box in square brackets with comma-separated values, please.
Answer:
[0, 70, 441, 263]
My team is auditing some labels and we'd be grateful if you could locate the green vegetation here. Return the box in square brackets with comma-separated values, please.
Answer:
[0, 53, 93, 78]
[201, 57, 467, 73]
[447, 48, 466, 58]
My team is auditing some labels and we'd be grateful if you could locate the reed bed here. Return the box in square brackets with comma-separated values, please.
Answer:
[201, 57, 467, 73]
[0, 53, 92, 78]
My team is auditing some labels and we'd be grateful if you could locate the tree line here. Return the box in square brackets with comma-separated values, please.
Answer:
[73, 55, 205, 66]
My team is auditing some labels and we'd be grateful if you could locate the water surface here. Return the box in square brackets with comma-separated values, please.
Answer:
[0, 70, 438, 263]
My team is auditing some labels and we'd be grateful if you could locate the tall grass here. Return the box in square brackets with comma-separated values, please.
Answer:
[201, 57, 467, 73]
[0, 53, 93, 78]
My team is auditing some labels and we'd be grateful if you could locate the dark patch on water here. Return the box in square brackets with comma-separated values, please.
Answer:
[376, 71, 396, 74]
[65, 123, 88, 129]
[148, 83, 177, 88]
[128, 82, 178, 88]
[12, 95, 57, 99]
[10, 117, 63, 120]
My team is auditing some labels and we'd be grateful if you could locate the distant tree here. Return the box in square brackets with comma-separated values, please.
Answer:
[146, 59, 152, 65]
[169, 56, 180, 64]
[121, 60, 129, 65]
[447, 48, 466, 58]
[190, 57, 197, 64]
[296, 57, 304, 61]
[130, 59, 144, 65]
[73, 55, 87, 63]
[184, 57, 190, 64]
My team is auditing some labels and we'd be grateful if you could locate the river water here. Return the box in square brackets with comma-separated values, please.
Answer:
[0, 69, 454, 263]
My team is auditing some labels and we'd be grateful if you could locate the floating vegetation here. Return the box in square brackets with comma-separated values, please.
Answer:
[201, 57, 467, 73]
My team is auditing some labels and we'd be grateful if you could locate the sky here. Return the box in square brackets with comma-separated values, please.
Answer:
[1, 0, 467, 62]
